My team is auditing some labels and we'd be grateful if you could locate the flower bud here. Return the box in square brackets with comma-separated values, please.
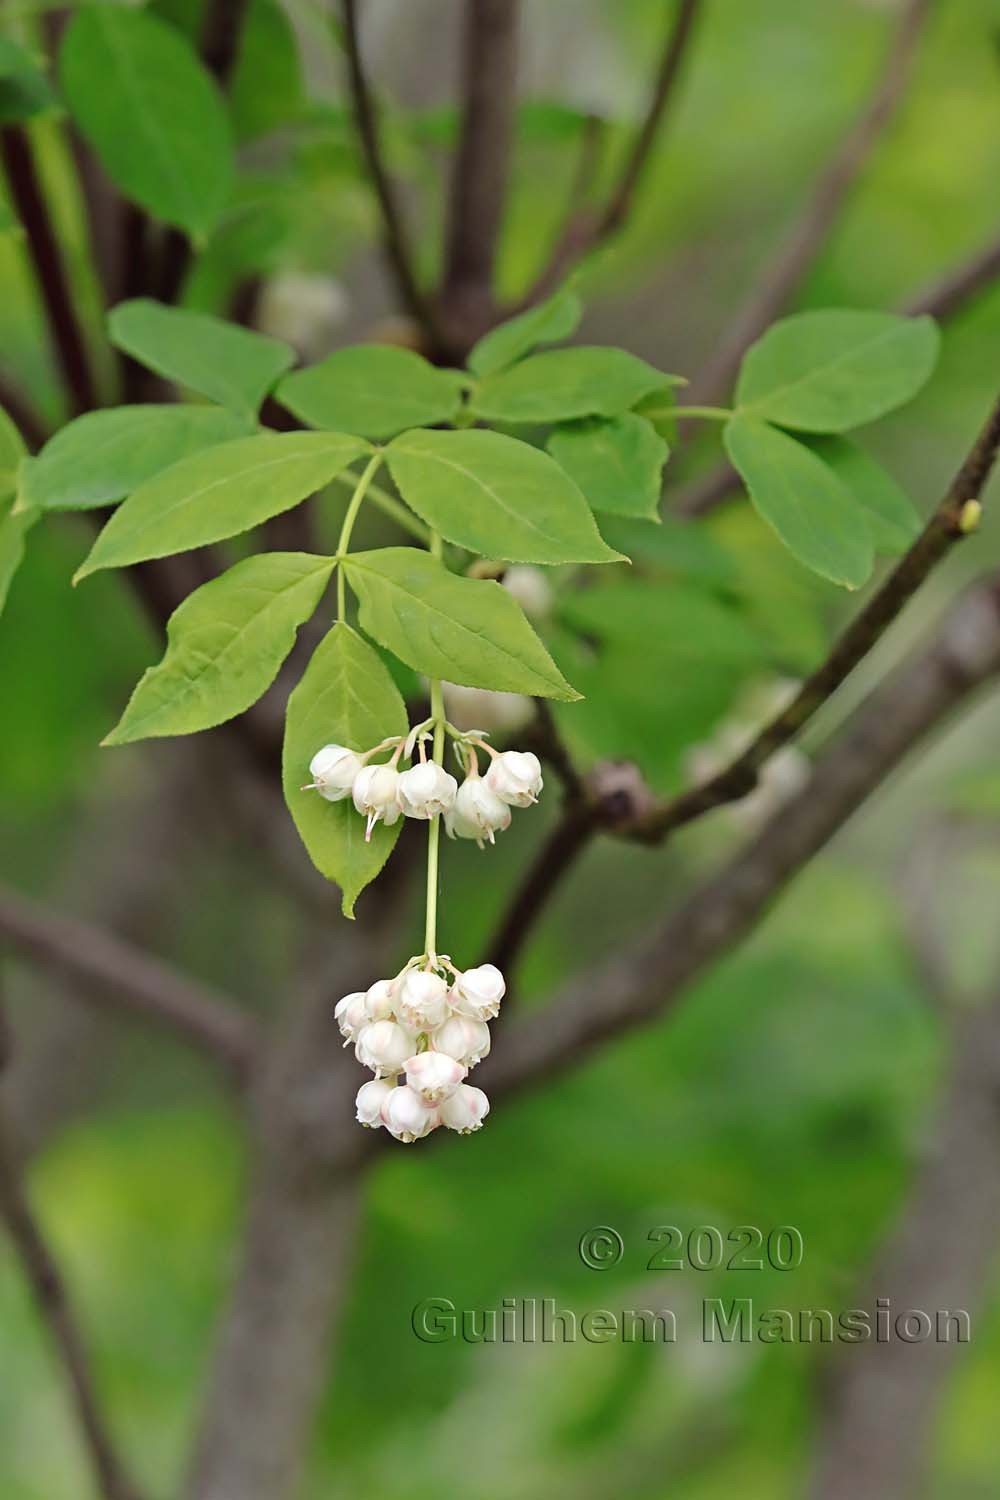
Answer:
[397, 761, 457, 819]
[485, 750, 543, 807]
[381, 1084, 439, 1142]
[307, 744, 364, 801]
[355, 1019, 415, 1076]
[364, 977, 396, 1021]
[440, 681, 533, 736]
[431, 1014, 491, 1066]
[355, 1077, 393, 1127]
[397, 968, 450, 1030]
[502, 565, 552, 620]
[352, 763, 402, 841]
[334, 990, 368, 1042]
[451, 963, 506, 1021]
[439, 1084, 490, 1134]
[447, 775, 512, 846]
[405, 1050, 467, 1104]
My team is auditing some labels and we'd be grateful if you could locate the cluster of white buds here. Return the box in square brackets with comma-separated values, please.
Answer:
[306, 731, 543, 850]
[336, 958, 505, 1142]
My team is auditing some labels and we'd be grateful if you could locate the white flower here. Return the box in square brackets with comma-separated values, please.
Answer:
[440, 1084, 490, 1134]
[452, 963, 506, 1021]
[432, 1014, 492, 1066]
[446, 774, 512, 845]
[502, 565, 552, 620]
[440, 681, 533, 736]
[405, 1050, 467, 1104]
[397, 760, 457, 819]
[355, 1019, 415, 1076]
[307, 744, 364, 801]
[352, 764, 402, 841]
[334, 990, 368, 1042]
[485, 750, 543, 807]
[364, 977, 396, 1021]
[355, 1077, 393, 1127]
[396, 968, 450, 1030]
[381, 1084, 439, 1142]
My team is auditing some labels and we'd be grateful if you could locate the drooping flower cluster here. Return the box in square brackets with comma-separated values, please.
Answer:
[306, 733, 543, 848]
[335, 959, 505, 1142]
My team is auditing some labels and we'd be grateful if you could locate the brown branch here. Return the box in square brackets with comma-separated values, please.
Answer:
[685, 0, 931, 409]
[0, 125, 100, 415]
[527, 0, 702, 302]
[484, 805, 595, 974]
[0, 884, 259, 1085]
[440, 0, 521, 336]
[634, 392, 1000, 840]
[0, 1075, 144, 1500]
[481, 573, 1000, 1100]
[342, 0, 439, 343]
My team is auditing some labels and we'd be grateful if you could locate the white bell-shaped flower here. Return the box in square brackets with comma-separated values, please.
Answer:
[355, 1077, 393, 1128]
[396, 968, 450, 1030]
[451, 963, 506, 1021]
[405, 1050, 467, 1105]
[432, 1014, 492, 1066]
[397, 761, 457, 820]
[439, 1084, 490, 1134]
[364, 977, 397, 1021]
[355, 1019, 415, 1076]
[485, 750, 543, 807]
[334, 990, 368, 1042]
[381, 1084, 439, 1142]
[352, 764, 402, 841]
[447, 773, 512, 846]
[307, 744, 364, 801]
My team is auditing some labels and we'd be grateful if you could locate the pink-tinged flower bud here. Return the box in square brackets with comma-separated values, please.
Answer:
[451, 963, 506, 1021]
[485, 750, 543, 807]
[352, 764, 402, 841]
[355, 1019, 414, 1076]
[307, 744, 364, 801]
[439, 1084, 490, 1134]
[397, 761, 457, 820]
[397, 968, 450, 1030]
[356, 1077, 393, 1127]
[405, 1050, 467, 1104]
[431, 1014, 491, 1066]
[381, 1084, 439, 1143]
[364, 977, 396, 1021]
[502, 565, 552, 620]
[447, 775, 512, 846]
[334, 991, 368, 1041]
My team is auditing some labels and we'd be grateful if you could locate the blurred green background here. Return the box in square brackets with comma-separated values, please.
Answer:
[4, 1, 1000, 1496]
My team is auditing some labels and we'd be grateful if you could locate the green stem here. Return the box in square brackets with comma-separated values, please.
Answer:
[671, 405, 732, 421]
[424, 529, 446, 960]
[336, 451, 383, 618]
[333, 471, 430, 545]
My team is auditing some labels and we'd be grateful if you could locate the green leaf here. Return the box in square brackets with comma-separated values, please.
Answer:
[21, 405, 250, 512]
[75, 431, 371, 580]
[723, 415, 874, 589]
[60, 7, 234, 239]
[109, 300, 295, 420]
[344, 547, 579, 700]
[0, 498, 39, 615]
[735, 310, 940, 433]
[559, 579, 767, 665]
[283, 623, 408, 917]
[633, 387, 679, 443]
[104, 552, 335, 745]
[599, 516, 737, 589]
[230, 0, 304, 143]
[276, 344, 462, 439]
[469, 346, 680, 425]
[547, 414, 668, 520]
[808, 436, 921, 555]
[467, 287, 582, 378]
[0, 406, 27, 499]
[384, 428, 623, 565]
[0, 37, 57, 124]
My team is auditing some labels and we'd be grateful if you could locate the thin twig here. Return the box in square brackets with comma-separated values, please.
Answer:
[0, 885, 260, 1085]
[685, 0, 931, 408]
[342, 0, 439, 344]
